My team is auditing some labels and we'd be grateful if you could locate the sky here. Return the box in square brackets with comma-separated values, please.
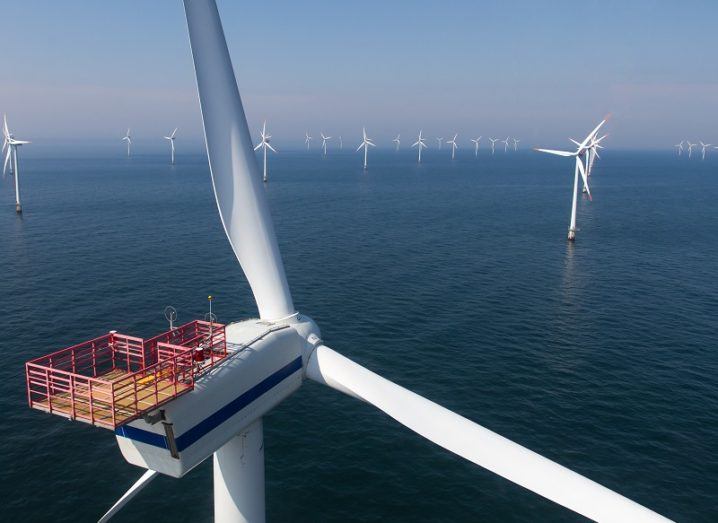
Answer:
[1, 0, 717, 151]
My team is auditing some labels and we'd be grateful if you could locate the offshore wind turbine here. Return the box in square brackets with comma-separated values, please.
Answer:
[122, 128, 132, 157]
[393, 134, 400, 151]
[687, 141, 696, 159]
[470, 136, 482, 157]
[28, 5, 669, 523]
[535, 117, 607, 241]
[3, 115, 30, 213]
[489, 137, 498, 155]
[164, 128, 178, 165]
[412, 130, 427, 163]
[436, 137, 443, 150]
[674, 141, 684, 156]
[446, 134, 458, 160]
[339, 135, 343, 150]
[512, 138, 520, 151]
[320, 132, 331, 156]
[501, 137, 510, 153]
[304, 132, 312, 150]
[356, 127, 375, 169]
[700, 141, 712, 160]
[2, 119, 14, 176]
[254, 121, 277, 183]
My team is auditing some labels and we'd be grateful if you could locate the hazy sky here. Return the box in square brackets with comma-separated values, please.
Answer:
[2, 0, 717, 150]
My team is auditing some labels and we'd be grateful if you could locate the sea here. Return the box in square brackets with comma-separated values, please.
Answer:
[0, 147, 716, 522]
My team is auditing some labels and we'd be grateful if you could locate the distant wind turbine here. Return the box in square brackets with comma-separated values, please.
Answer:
[674, 141, 684, 156]
[393, 134, 401, 151]
[446, 134, 459, 160]
[320, 132, 331, 156]
[687, 142, 697, 159]
[164, 128, 177, 165]
[512, 138, 520, 151]
[305, 132, 312, 150]
[534, 117, 608, 241]
[436, 137, 443, 150]
[3, 115, 30, 213]
[501, 137, 510, 153]
[356, 127, 375, 169]
[122, 128, 132, 157]
[254, 121, 277, 183]
[412, 130, 428, 163]
[489, 137, 498, 155]
[470, 136, 482, 157]
[339, 136, 343, 150]
[700, 141, 712, 160]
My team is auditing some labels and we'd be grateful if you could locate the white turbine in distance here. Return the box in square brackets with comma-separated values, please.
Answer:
[34, 4, 669, 523]
[569, 133, 607, 192]
[393, 134, 400, 151]
[436, 137, 443, 150]
[356, 127, 375, 169]
[489, 137, 498, 155]
[470, 136, 482, 157]
[2, 117, 14, 176]
[254, 121, 277, 183]
[446, 134, 459, 160]
[686, 141, 696, 159]
[164, 128, 178, 165]
[320, 132, 331, 156]
[3, 115, 29, 213]
[535, 117, 607, 241]
[512, 138, 520, 151]
[501, 136, 510, 153]
[674, 141, 684, 156]
[412, 130, 427, 163]
[699, 141, 712, 160]
[122, 128, 132, 157]
[339, 135, 343, 150]
[305, 131, 312, 150]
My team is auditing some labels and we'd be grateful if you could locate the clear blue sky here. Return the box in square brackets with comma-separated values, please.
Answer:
[2, 0, 717, 150]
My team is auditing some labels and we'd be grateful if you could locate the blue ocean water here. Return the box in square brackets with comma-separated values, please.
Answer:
[0, 148, 716, 522]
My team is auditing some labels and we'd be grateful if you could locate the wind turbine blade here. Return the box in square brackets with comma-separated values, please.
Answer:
[183, 0, 294, 321]
[580, 117, 609, 149]
[3, 147, 11, 174]
[356, 143, 364, 152]
[412, 141, 420, 148]
[267, 143, 277, 153]
[171, 128, 177, 138]
[253, 142, 263, 151]
[98, 470, 158, 523]
[534, 148, 575, 157]
[307, 346, 668, 523]
[577, 157, 592, 200]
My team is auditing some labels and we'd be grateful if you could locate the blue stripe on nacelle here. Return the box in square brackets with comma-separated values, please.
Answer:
[115, 356, 303, 452]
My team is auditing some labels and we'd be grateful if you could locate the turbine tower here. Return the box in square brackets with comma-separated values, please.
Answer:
[535, 117, 607, 241]
[3, 115, 29, 213]
[489, 137, 498, 155]
[304, 132, 312, 150]
[254, 121, 277, 183]
[501, 137, 510, 153]
[339, 135, 343, 150]
[700, 141, 712, 160]
[25, 5, 668, 523]
[164, 128, 178, 165]
[122, 128, 132, 157]
[674, 141, 684, 156]
[412, 130, 427, 163]
[356, 127, 375, 169]
[470, 136, 482, 157]
[320, 132, 331, 156]
[446, 134, 458, 160]
[393, 134, 400, 151]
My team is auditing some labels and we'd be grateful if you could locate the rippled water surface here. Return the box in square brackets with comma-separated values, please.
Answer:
[1, 149, 716, 522]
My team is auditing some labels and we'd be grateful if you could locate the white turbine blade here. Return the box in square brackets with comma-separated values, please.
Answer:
[171, 128, 177, 138]
[356, 143, 364, 152]
[253, 142, 263, 151]
[412, 141, 420, 148]
[98, 470, 158, 523]
[534, 148, 575, 157]
[3, 147, 11, 174]
[307, 345, 668, 523]
[183, 0, 294, 321]
[580, 117, 608, 149]
[577, 157, 592, 200]
[267, 143, 277, 153]
[570, 138, 581, 147]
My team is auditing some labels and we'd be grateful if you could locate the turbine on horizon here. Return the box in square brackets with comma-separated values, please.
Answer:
[339, 135, 343, 150]
[305, 132, 312, 150]
[535, 117, 608, 241]
[470, 136, 482, 157]
[512, 138, 520, 151]
[489, 137, 498, 155]
[674, 141, 684, 156]
[412, 130, 428, 163]
[446, 134, 458, 160]
[436, 137, 443, 150]
[254, 121, 277, 183]
[164, 128, 178, 165]
[393, 134, 400, 151]
[687, 142, 697, 159]
[122, 128, 132, 157]
[3, 115, 30, 213]
[320, 132, 331, 156]
[501, 137, 510, 153]
[356, 127, 375, 169]
[700, 141, 712, 160]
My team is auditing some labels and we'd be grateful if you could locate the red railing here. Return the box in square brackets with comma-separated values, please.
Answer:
[25, 320, 227, 429]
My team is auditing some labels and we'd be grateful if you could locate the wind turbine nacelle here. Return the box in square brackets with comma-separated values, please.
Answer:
[115, 316, 319, 478]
